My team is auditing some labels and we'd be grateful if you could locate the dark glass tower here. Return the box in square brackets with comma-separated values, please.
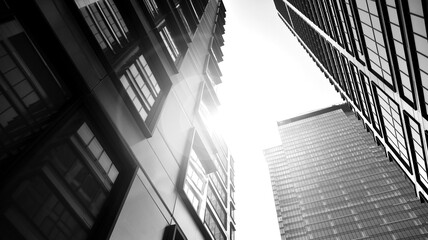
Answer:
[274, 0, 428, 200]
[0, 1, 235, 240]
[265, 105, 428, 240]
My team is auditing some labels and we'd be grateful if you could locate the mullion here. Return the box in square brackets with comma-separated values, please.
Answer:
[126, 69, 151, 112]
[94, 2, 122, 48]
[85, 5, 115, 52]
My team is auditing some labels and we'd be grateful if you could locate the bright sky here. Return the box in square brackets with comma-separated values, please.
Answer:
[216, 0, 343, 239]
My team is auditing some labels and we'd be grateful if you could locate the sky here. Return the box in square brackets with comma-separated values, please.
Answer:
[216, 0, 343, 239]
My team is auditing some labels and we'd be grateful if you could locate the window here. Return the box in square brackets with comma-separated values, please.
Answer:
[141, 0, 159, 18]
[404, 113, 428, 191]
[350, 63, 370, 121]
[74, 0, 129, 54]
[207, 184, 227, 227]
[159, 26, 180, 62]
[360, 72, 381, 134]
[383, 0, 415, 106]
[404, 0, 428, 117]
[204, 207, 226, 240]
[173, 0, 198, 37]
[210, 173, 227, 205]
[188, 0, 209, 20]
[230, 224, 236, 240]
[373, 85, 410, 170]
[355, 0, 394, 89]
[344, 0, 365, 63]
[0, 20, 69, 161]
[119, 54, 161, 125]
[3, 122, 118, 239]
[179, 130, 215, 220]
[334, 0, 354, 54]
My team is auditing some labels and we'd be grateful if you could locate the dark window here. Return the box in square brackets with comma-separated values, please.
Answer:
[0, 20, 69, 161]
[74, 0, 129, 54]
[204, 207, 226, 240]
[3, 121, 118, 240]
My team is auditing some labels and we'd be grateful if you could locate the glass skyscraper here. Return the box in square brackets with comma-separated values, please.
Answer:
[273, 0, 428, 200]
[265, 105, 428, 240]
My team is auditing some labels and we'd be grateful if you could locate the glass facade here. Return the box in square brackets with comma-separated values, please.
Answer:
[265, 106, 428, 240]
[275, 0, 428, 199]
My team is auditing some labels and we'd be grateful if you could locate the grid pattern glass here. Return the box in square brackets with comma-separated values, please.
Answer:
[320, 0, 337, 41]
[344, 0, 365, 62]
[375, 86, 410, 167]
[314, 0, 331, 37]
[339, 54, 356, 103]
[183, 181, 200, 210]
[120, 55, 160, 121]
[361, 72, 381, 132]
[327, 0, 343, 46]
[77, 123, 118, 183]
[266, 109, 428, 240]
[386, 0, 414, 104]
[207, 184, 227, 227]
[334, 0, 353, 54]
[350, 64, 370, 120]
[204, 207, 226, 240]
[355, 0, 393, 87]
[75, 0, 129, 53]
[406, 0, 428, 114]
[404, 115, 428, 188]
[210, 174, 227, 204]
[343, 57, 360, 110]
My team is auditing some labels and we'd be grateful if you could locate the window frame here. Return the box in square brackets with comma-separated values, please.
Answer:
[403, 111, 427, 190]
[1, 109, 136, 240]
[115, 50, 171, 138]
[372, 83, 411, 172]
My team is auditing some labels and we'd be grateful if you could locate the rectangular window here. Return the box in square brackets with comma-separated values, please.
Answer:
[0, 20, 69, 160]
[327, 0, 344, 46]
[159, 26, 180, 62]
[360, 72, 381, 133]
[230, 224, 236, 240]
[344, 0, 365, 62]
[120, 55, 160, 122]
[350, 63, 370, 121]
[210, 173, 227, 205]
[405, 0, 428, 116]
[373, 85, 410, 169]
[334, 0, 354, 54]
[4, 122, 118, 239]
[384, 1, 415, 105]
[142, 0, 160, 18]
[204, 207, 226, 240]
[176, 3, 192, 36]
[355, 0, 394, 89]
[343, 58, 360, 110]
[404, 113, 427, 190]
[207, 184, 227, 227]
[74, 0, 129, 54]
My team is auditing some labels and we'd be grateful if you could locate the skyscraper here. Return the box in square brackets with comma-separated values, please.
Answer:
[274, 0, 428, 200]
[265, 104, 428, 240]
[0, 1, 235, 240]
